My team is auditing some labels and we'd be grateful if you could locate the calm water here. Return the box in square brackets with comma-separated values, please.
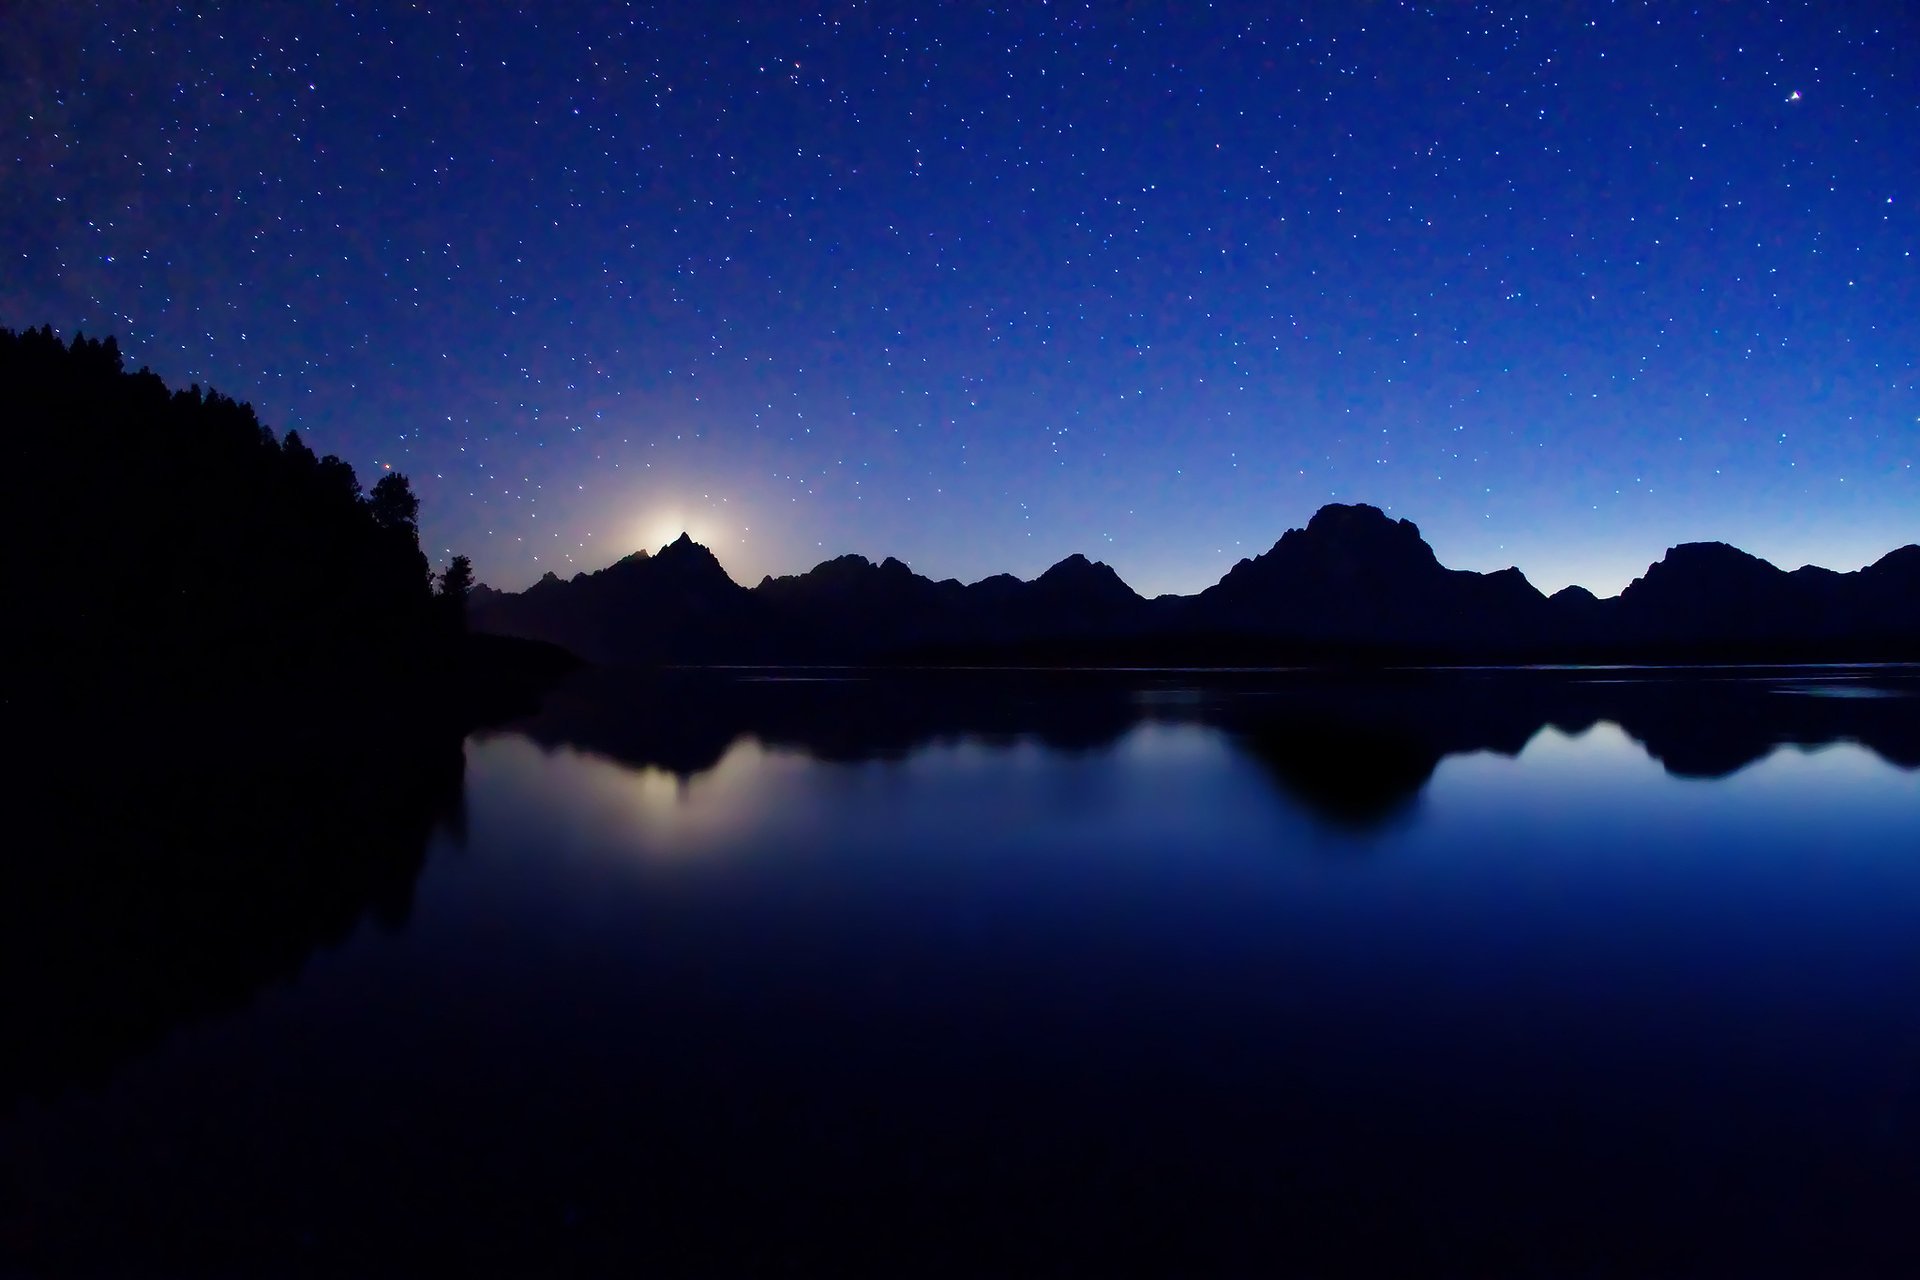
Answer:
[6, 668, 1918, 1275]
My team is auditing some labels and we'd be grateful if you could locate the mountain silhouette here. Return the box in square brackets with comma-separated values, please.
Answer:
[1595, 539, 1920, 657]
[757, 553, 967, 659]
[472, 502, 1919, 665]
[479, 531, 759, 662]
[1185, 503, 1555, 653]
[1617, 542, 1803, 647]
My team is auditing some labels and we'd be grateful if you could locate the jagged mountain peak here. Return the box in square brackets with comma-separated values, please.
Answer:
[1038, 551, 1115, 580]
[1212, 502, 1443, 598]
[1035, 552, 1139, 604]
[1305, 501, 1413, 535]
[651, 532, 726, 570]
[1292, 503, 1434, 559]
[769, 553, 923, 588]
[465, 504, 1920, 664]
[655, 531, 708, 559]
[597, 549, 653, 579]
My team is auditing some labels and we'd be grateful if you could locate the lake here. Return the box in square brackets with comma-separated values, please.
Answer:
[5, 666, 1917, 1275]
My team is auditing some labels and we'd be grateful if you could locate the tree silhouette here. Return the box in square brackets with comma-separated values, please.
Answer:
[370, 472, 420, 533]
[436, 554, 475, 632]
[282, 428, 318, 470]
[0, 325, 472, 717]
[439, 554, 475, 603]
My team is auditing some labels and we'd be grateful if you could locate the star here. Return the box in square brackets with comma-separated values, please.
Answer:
[0, 4, 1907, 599]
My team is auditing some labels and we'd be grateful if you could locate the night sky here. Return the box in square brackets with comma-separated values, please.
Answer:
[7, 2, 1915, 596]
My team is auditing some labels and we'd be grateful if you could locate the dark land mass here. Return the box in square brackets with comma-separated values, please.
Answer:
[0, 327, 575, 1107]
[497, 664, 1920, 831]
[471, 502, 1920, 666]
[5, 326, 1915, 1276]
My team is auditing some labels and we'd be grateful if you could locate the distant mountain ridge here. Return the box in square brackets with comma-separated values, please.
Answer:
[471, 503, 1920, 665]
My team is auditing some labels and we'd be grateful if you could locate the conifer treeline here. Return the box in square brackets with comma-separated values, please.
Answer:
[2, 325, 467, 706]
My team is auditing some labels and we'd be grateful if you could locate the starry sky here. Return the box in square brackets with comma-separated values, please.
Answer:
[6, 1, 1915, 596]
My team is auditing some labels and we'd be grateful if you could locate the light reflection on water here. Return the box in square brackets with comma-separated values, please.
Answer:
[469, 705, 1908, 874]
[5, 669, 1918, 1274]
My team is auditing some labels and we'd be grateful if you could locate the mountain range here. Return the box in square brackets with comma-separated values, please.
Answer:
[470, 503, 1920, 665]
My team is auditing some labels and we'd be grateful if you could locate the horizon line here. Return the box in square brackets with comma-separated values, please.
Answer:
[482, 506, 1917, 604]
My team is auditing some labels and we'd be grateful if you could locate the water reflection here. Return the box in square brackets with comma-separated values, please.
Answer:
[469, 734, 812, 859]
[492, 665, 1920, 830]
[19, 664, 1903, 1103]
[1, 725, 464, 1107]
[6, 667, 1918, 1276]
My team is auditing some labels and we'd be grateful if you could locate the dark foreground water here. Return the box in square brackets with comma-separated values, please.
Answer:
[5, 667, 1918, 1275]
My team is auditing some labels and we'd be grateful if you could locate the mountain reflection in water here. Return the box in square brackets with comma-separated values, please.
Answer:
[4, 666, 1917, 1276]
[495, 665, 1920, 829]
